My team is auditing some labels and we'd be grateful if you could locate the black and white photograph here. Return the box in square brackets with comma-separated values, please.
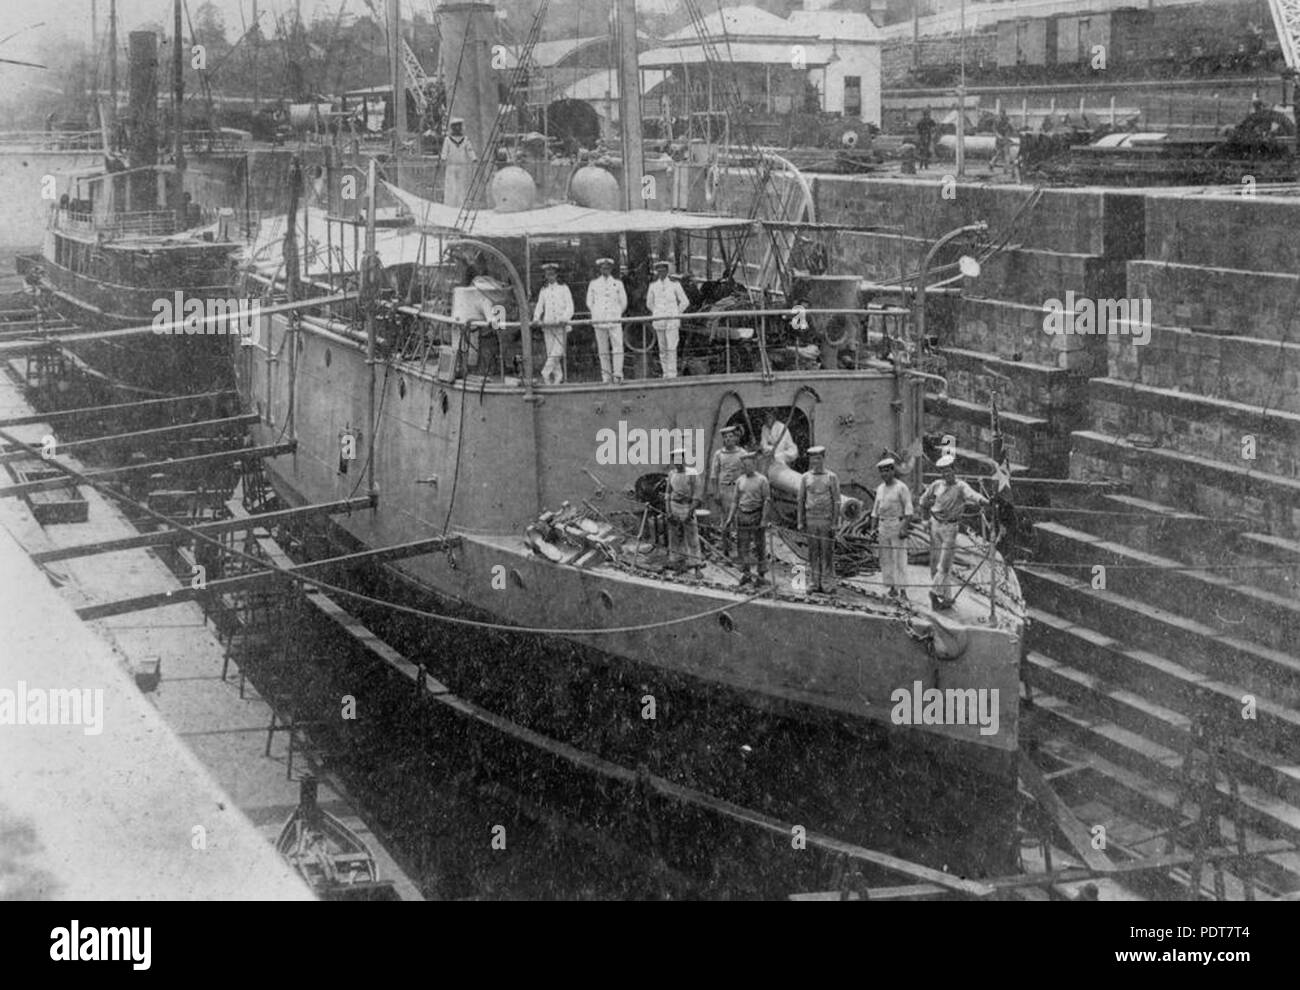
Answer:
[0, 0, 1290, 950]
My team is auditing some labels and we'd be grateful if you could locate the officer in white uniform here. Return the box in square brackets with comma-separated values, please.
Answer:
[586, 257, 628, 384]
[532, 262, 574, 385]
[645, 260, 690, 378]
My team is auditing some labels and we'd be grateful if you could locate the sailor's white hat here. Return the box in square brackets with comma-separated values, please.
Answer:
[876, 456, 896, 468]
[808, 445, 827, 456]
[450, 117, 465, 125]
[670, 446, 687, 458]
[596, 256, 615, 266]
[936, 454, 956, 468]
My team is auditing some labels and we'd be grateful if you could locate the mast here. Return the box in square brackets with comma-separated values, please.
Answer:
[92, 1, 98, 128]
[364, 158, 378, 496]
[108, 0, 117, 141]
[286, 158, 302, 437]
[388, 0, 406, 158]
[252, 0, 259, 109]
[173, 0, 186, 223]
[615, 0, 644, 210]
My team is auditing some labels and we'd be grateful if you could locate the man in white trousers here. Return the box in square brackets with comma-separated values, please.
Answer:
[645, 259, 690, 378]
[586, 257, 627, 384]
[532, 262, 574, 385]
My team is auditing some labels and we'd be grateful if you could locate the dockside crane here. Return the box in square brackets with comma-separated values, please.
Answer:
[1267, 0, 1300, 107]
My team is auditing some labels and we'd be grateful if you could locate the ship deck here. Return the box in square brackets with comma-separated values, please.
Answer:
[485, 526, 1024, 632]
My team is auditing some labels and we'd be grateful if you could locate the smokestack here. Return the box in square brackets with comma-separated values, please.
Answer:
[126, 31, 158, 170]
[436, 3, 498, 165]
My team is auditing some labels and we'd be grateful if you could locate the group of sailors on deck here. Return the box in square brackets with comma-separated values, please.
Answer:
[532, 258, 691, 385]
[660, 424, 990, 611]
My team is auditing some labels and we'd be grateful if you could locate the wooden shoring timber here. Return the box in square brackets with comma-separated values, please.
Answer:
[0, 291, 357, 355]
[0, 321, 78, 337]
[0, 390, 237, 428]
[1018, 752, 1115, 874]
[30, 496, 376, 564]
[243, 515, 994, 898]
[75, 537, 459, 620]
[789, 883, 950, 901]
[0, 441, 296, 498]
[0, 414, 260, 464]
[788, 839, 1298, 900]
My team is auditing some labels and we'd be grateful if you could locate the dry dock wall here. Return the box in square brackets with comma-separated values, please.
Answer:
[715, 174, 1147, 475]
[1077, 190, 1300, 545]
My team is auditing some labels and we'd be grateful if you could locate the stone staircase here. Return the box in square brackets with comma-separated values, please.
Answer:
[1016, 188, 1300, 894]
[1019, 502, 1300, 892]
[809, 175, 1300, 894]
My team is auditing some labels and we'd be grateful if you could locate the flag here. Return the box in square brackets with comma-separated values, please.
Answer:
[989, 395, 1012, 496]
[988, 395, 1016, 553]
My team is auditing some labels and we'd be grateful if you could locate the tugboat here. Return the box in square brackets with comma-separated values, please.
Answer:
[16, 17, 247, 395]
[233, 0, 1025, 874]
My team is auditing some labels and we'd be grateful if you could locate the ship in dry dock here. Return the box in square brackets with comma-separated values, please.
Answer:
[228, 0, 1026, 850]
[15, 13, 248, 395]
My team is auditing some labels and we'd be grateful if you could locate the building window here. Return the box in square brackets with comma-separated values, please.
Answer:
[844, 76, 862, 117]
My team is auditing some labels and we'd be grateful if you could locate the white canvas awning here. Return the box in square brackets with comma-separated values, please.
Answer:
[384, 182, 752, 238]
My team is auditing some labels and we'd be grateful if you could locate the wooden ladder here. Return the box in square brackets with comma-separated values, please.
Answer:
[1165, 719, 1254, 901]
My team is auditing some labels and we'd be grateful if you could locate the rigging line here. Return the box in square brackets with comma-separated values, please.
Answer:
[0, 425, 776, 637]
[439, 316, 470, 536]
[346, 358, 392, 498]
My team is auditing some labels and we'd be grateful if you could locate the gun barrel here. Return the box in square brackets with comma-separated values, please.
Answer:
[766, 460, 864, 522]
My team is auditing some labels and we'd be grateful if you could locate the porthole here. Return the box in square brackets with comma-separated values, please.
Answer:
[599, 590, 614, 610]
[398, 377, 407, 399]
[717, 611, 736, 633]
[510, 569, 526, 589]
[325, 348, 332, 367]
[439, 391, 450, 415]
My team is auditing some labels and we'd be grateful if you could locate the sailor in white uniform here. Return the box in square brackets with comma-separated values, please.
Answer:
[441, 118, 478, 208]
[870, 456, 914, 599]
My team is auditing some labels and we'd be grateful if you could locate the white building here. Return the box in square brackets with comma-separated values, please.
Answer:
[637, 4, 884, 125]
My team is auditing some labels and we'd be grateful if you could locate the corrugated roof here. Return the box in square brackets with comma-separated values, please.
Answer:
[786, 10, 882, 42]
[498, 35, 609, 70]
[662, 5, 793, 42]
[498, 31, 654, 70]
[559, 69, 669, 104]
[639, 42, 837, 68]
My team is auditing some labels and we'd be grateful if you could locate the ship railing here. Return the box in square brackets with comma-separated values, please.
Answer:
[54, 208, 182, 238]
[181, 129, 249, 153]
[389, 303, 911, 383]
[0, 129, 100, 150]
[53, 211, 97, 236]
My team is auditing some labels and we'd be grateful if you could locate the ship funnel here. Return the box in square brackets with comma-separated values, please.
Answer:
[436, 3, 498, 166]
[126, 31, 158, 169]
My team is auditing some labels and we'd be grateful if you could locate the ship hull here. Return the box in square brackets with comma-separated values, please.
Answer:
[235, 309, 1023, 780]
[16, 253, 235, 395]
